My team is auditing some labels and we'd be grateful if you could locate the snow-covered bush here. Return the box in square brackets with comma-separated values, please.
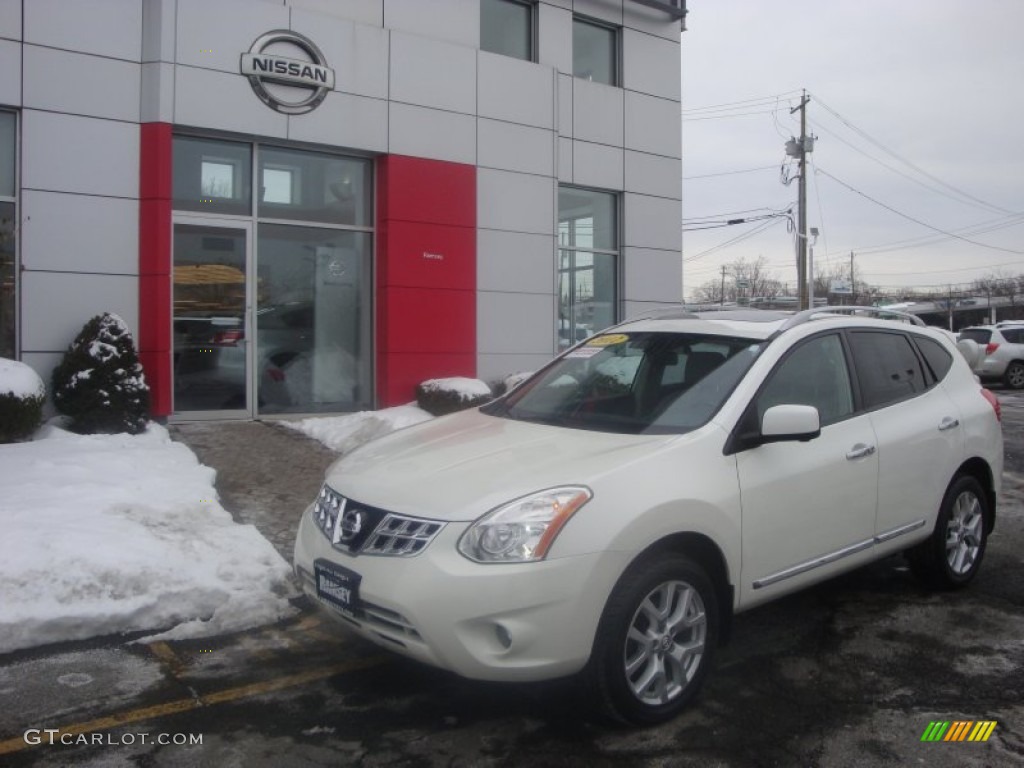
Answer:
[51, 313, 150, 435]
[491, 370, 534, 397]
[0, 358, 45, 443]
[415, 377, 493, 416]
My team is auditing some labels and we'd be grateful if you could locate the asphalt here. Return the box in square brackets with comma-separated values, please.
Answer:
[167, 420, 337, 564]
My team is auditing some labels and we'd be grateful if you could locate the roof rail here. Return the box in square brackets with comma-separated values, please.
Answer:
[776, 305, 927, 333]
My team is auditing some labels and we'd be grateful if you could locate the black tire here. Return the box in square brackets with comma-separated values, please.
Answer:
[907, 475, 989, 590]
[1005, 361, 1024, 390]
[583, 552, 718, 726]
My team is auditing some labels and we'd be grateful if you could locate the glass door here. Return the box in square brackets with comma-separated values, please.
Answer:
[172, 220, 252, 418]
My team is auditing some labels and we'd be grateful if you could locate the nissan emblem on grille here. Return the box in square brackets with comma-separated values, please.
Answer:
[340, 507, 363, 542]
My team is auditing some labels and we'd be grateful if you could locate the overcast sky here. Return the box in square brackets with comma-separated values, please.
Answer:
[679, 0, 1024, 300]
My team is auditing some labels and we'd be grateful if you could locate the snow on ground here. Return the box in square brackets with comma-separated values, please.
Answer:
[284, 403, 434, 455]
[0, 423, 297, 655]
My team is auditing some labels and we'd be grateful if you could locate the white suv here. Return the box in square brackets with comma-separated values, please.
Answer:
[293, 308, 1003, 725]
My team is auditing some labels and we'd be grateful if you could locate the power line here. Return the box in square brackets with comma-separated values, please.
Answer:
[682, 90, 803, 115]
[683, 165, 777, 180]
[683, 216, 788, 262]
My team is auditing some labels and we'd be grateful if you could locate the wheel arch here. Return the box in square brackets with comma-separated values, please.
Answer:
[956, 457, 997, 534]
[628, 533, 735, 645]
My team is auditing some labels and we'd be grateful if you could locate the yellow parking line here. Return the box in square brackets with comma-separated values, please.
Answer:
[0, 655, 388, 756]
[147, 642, 186, 676]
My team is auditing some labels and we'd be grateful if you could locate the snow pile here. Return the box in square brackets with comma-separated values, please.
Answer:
[0, 357, 45, 399]
[0, 424, 296, 654]
[285, 403, 433, 455]
[417, 377, 493, 400]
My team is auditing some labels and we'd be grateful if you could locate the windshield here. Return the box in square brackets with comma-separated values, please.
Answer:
[483, 331, 766, 434]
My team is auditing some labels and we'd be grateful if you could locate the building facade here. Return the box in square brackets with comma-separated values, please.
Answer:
[0, 0, 684, 419]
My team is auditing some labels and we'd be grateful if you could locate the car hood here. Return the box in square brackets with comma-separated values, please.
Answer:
[323, 408, 670, 522]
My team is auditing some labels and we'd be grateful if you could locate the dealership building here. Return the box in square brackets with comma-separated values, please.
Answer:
[0, 0, 684, 419]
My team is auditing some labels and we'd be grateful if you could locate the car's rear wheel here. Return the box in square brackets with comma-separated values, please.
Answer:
[908, 475, 989, 589]
[584, 553, 718, 726]
[1004, 361, 1024, 389]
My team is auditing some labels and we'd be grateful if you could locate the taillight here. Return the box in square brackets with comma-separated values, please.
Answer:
[213, 329, 243, 346]
[984, 342, 999, 356]
[981, 388, 1001, 422]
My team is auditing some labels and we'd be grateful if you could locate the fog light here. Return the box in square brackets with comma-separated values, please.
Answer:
[495, 623, 512, 650]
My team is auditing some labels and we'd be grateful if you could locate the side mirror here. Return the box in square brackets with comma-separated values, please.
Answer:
[760, 404, 821, 444]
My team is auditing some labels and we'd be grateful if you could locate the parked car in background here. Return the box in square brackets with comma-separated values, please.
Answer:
[294, 307, 1003, 725]
[959, 323, 1024, 389]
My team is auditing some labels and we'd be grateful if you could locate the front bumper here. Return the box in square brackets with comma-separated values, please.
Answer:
[293, 503, 626, 682]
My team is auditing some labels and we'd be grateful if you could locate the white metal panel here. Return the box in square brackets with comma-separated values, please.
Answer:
[292, 8, 389, 100]
[557, 73, 573, 137]
[477, 290, 557, 354]
[478, 118, 554, 177]
[390, 31, 476, 114]
[572, 140, 624, 190]
[140, 62, 175, 123]
[478, 52, 555, 129]
[538, 3, 572, 73]
[573, 0, 623, 26]
[24, 0, 142, 61]
[384, 0, 478, 48]
[623, 192, 682, 251]
[288, 90, 387, 152]
[175, 66, 287, 139]
[558, 137, 573, 182]
[625, 149, 681, 199]
[478, 168, 555, 235]
[622, 246, 682, 303]
[478, 229, 557, 294]
[622, 299, 679, 319]
[622, 27, 680, 100]
[176, 0, 288, 72]
[477, 352, 554, 383]
[389, 102, 476, 164]
[23, 47, 140, 122]
[572, 78, 624, 146]
[21, 111, 139, 198]
[624, 90, 681, 157]
[0, 39, 20, 105]
[289, 0, 383, 27]
[142, 0, 176, 63]
[21, 191, 139, 274]
[540, 0, 571, 10]
[0, 0, 21, 40]
[21, 272, 139, 353]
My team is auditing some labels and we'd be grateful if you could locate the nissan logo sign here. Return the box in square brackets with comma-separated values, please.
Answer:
[240, 30, 335, 114]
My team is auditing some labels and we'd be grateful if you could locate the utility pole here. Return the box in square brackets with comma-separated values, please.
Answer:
[788, 91, 812, 310]
[720, 265, 727, 306]
[850, 251, 855, 305]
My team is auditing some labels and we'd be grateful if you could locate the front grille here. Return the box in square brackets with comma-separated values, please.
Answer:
[311, 484, 445, 557]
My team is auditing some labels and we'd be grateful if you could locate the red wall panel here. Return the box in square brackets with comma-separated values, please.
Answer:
[139, 123, 173, 417]
[377, 155, 476, 406]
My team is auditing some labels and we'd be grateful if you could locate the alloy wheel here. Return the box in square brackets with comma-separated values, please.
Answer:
[945, 490, 983, 576]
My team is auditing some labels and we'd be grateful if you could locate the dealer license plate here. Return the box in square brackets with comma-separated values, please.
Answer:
[314, 559, 362, 616]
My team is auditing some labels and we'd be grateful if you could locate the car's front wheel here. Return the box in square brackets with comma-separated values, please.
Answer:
[584, 552, 718, 726]
[908, 475, 989, 589]
[1004, 361, 1024, 389]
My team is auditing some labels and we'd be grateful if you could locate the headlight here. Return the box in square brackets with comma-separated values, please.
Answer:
[457, 486, 592, 564]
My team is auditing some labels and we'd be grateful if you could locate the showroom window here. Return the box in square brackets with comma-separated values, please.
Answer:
[0, 111, 16, 359]
[171, 136, 374, 417]
[558, 187, 618, 349]
[573, 16, 619, 85]
[481, 0, 534, 61]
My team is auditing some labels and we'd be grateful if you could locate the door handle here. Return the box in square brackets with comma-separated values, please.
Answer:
[938, 417, 960, 432]
[846, 443, 876, 460]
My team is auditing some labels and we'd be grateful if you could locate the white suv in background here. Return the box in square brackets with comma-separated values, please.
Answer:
[960, 323, 1024, 389]
[294, 308, 1003, 725]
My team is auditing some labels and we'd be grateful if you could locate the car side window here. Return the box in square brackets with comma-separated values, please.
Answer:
[913, 336, 954, 382]
[1000, 328, 1024, 344]
[756, 334, 854, 427]
[849, 331, 927, 410]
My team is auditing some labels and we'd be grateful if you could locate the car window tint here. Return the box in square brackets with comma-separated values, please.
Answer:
[756, 334, 853, 427]
[914, 336, 954, 381]
[849, 331, 927, 409]
[960, 328, 991, 344]
[1000, 328, 1024, 343]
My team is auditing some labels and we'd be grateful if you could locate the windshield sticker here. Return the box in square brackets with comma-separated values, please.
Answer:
[566, 346, 602, 359]
[586, 334, 629, 347]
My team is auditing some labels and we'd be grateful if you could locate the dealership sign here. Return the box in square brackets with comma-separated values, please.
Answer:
[241, 30, 334, 114]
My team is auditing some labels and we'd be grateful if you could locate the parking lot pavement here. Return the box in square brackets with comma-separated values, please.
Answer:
[1, 405, 1023, 766]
